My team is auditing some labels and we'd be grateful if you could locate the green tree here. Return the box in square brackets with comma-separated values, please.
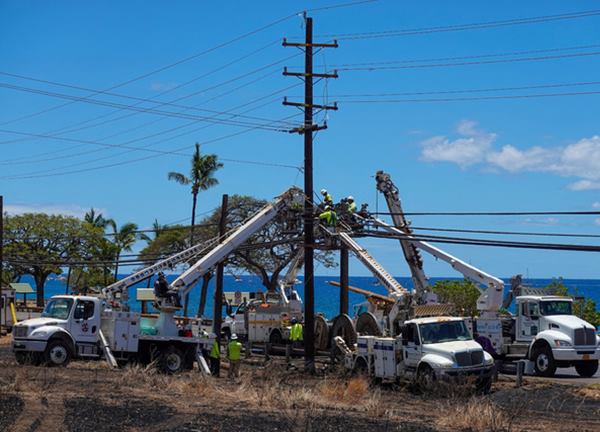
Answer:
[84, 208, 110, 229]
[3, 213, 107, 306]
[545, 278, 600, 328]
[432, 279, 481, 317]
[168, 143, 223, 245]
[108, 221, 147, 279]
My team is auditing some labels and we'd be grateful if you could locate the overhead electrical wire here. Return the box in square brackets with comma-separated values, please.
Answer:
[320, 9, 600, 40]
[374, 210, 600, 216]
[409, 226, 600, 239]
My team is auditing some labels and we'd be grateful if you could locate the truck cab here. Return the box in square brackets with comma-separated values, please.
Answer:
[12, 295, 102, 366]
[515, 296, 599, 377]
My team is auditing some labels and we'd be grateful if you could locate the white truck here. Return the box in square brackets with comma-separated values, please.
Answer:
[11, 187, 303, 372]
[341, 316, 494, 392]
[373, 170, 600, 378]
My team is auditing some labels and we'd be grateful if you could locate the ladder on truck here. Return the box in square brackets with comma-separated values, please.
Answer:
[337, 231, 408, 300]
[170, 187, 303, 301]
[102, 234, 221, 308]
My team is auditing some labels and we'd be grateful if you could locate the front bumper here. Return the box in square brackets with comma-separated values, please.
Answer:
[438, 365, 494, 379]
[12, 338, 48, 353]
[552, 346, 600, 361]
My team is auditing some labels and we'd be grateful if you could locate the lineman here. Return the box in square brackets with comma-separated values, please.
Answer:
[320, 188, 333, 207]
[346, 196, 357, 214]
[208, 335, 220, 376]
[289, 317, 303, 350]
[319, 205, 337, 227]
[227, 334, 242, 378]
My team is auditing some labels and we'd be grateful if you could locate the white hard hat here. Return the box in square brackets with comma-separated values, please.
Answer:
[347, 196, 354, 201]
[231, 333, 238, 340]
[320, 189, 327, 195]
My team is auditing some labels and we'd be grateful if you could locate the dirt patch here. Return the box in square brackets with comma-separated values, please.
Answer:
[64, 397, 175, 432]
[0, 394, 24, 430]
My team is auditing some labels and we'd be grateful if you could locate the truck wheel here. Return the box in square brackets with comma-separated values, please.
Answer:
[269, 330, 283, 345]
[574, 360, 598, 378]
[160, 346, 185, 374]
[417, 365, 435, 392]
[532, 345, 556, 377]
[476, 376, 493, 394]
[352, 357, 369, 376]
[44, 340, 71, 367]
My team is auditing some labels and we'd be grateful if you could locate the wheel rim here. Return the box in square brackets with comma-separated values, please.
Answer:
[166, 353, 182, 371]
[49, 345, 67, 364]
[536, 353, 549, 371]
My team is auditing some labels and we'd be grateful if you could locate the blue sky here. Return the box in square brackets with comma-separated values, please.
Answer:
[1, 0, 600, 279]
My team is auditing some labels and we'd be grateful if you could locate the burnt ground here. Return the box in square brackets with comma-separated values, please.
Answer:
[1, 335, 599, 432]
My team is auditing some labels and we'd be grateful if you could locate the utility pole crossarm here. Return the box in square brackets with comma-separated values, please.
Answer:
[283, 68, 339, 79]
[282, 38, 339, 48]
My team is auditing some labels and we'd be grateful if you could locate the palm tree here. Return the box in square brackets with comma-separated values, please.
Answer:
[84, 208, 110, 229]
[168, 143, 223, 245]
[168, 143, 223, 315]
[108, 220, 147, 279]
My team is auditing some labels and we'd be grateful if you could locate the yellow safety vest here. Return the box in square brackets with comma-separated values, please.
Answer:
[290, 323, 303, 341]
[348, 201, 357, 213]
[228, 341, 242, 361]
[209, 340, 220, 359]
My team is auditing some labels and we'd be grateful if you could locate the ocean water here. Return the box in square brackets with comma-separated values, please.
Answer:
[20, 274, 600, 320]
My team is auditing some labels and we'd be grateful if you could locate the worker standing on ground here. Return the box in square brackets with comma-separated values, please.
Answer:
[209, 335, 220, 376]
[289, 317, 303, 351]
[320, 188, 333, 207]
[227, 334, 242, 378]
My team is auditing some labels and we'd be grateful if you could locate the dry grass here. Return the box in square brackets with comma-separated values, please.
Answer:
[577, 383, 600, 400]
[437, 397, 512, 432]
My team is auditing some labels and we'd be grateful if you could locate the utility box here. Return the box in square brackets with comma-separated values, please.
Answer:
[101, 310, 140, 353]
[373, 337, 396, 379]
[357, 335, 376, 356]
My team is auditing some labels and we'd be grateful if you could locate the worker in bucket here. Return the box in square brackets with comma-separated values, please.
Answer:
[320, 188, 333, 207]
[318, 205, 337, 227]
[209, 334, 220, 376]
[346, 196, 357, 214]
[289, 317, 303, 351]
[154, 272, 182, 307]
[227, 334, 242, 378]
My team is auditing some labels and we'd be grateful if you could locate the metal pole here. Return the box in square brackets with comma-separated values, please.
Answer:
[303, 16, 315, 371]
[212, 194, 228, 377]
[340, 247, 349, 315]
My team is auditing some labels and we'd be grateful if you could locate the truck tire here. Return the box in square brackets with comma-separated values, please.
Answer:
[44, 340, 71, 367]
[532, 345, 556, 377]
[160, 345, 185, 374]
[476, 375, 493, 394]
[417, 364, 435, 393]
[352, 357, 369, 376]
[574, 360, 598, 378]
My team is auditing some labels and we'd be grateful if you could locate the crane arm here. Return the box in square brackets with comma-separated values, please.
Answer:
[102, 235, 221, 308]
[374, 171, 430, 300]
[170, 187, 303, 298]
[277, 247, 304, 304]
[368, 217, 504, 316]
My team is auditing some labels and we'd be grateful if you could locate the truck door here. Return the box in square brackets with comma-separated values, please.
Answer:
[402, 323, 421, 370]
[517, 301, 539, 341]
[234, 303, 247, 336]
[70, 299, 99, 344]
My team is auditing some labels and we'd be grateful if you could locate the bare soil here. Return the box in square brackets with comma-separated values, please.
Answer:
[1, 335, 598, 432]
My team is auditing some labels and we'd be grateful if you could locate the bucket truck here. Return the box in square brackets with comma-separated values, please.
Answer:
[11, 187, 303, 373]
[374, 171, 600, 377]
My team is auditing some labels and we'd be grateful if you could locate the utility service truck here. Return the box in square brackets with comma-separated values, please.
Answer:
[11, 187, 303, 372]
[373, 170, 600, 378]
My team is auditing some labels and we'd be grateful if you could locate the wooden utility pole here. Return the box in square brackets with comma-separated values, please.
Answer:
[283, 15, 338, 370]
[0, 196, 3, 334]
[212, 193, 228, 376]
[340, 247, 349, 315]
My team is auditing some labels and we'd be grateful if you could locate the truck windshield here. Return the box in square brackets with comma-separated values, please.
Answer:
[41, 298, 73, 319]
[419, 321, 472, 344]
[540, 301, 572, 316]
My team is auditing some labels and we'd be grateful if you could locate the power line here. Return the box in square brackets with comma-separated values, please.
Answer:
[0, 13, 300, 126]
[409, 226, 600, 239]
[321, 9, 600, 40]
[374, 210, 600, 216]
[335, 50, 600, 71]
[317, 80, 600, 98]
[340, 90, 600, 103]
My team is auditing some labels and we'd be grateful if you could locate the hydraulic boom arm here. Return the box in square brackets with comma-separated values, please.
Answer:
[170, 187, 303, 298]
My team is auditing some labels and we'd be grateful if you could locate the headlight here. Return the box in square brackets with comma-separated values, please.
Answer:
[484, 353, 494, 365]
[554, 339, 572, 347]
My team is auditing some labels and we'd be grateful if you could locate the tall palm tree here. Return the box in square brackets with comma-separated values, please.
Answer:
[168, 143, 223, 245]
[168, 143, 223, 315]
[84, 208, 109, 229]
[108, 220, 146, 279]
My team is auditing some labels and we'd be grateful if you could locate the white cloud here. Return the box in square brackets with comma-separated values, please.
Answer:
[522, 217, 560, 226]
[4, 203, 104, 218]
[420, 122, 600, 191]
[593, 202, 600, 209]
[420, 120, 496, 167]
